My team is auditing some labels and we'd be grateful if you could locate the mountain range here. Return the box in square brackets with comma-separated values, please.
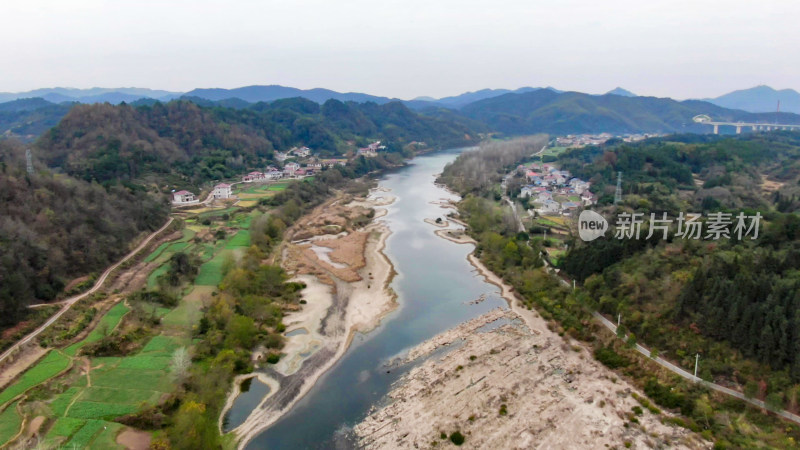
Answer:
[2, 84, 800, 141]
[704, 85, 800, 114]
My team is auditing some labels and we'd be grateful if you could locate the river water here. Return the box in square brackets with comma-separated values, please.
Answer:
[244, 147, 509, 449]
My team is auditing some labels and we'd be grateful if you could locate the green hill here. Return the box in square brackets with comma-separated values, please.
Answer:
[459, 89, 800, 135]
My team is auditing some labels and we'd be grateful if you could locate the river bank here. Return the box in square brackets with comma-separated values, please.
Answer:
[353, 216, 710, 449]
[230, 189, 399, 448]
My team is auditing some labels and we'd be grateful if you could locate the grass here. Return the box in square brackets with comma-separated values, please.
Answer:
[225, 230, 251, 249]
[80, 387, 160, 405]
[65, 302, 131, 356]
[0, 401, 22, 444]
[144, 242, 171, 263]
[64, 419, 106, 448]
[45, 416, 85, 439]
[117, 354, 172, 371]
[90, 421, 125, 449]
[146, 263, 171, 290]
[141, 335, 183, 354]
[91, 368, 173, 392]
[67, 401, 139, 420]
[0, 350, 71, 406]
[198, 207, 238, 220]
[195, 250, 232, 286]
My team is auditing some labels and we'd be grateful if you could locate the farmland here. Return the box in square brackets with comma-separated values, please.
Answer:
[0, 179, 283, 448]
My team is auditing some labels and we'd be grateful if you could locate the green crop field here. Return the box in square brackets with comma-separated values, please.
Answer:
[46, 416, 85, 440]
[195, 250, 231, 286]
[67, 401, 139, 420]
[0, 402, 22, 444]
[89, 421, 125, 449]
[141, 335, 184, 354]
[146, 263, 171, 290]
[79, 387, 160, 405]
[64, 419, 106, 448]
[225, 230, 251, 248]
[144, 242, 171, 262]
[0, 350, 70, 406]
[65, 302, 130, 356]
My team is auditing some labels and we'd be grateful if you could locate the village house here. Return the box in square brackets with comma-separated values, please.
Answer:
[172, 190, 198, 205]
[291, 146, 311, 158]
[283, 162, 301, 177]
[520, 186, 535, 198]
[275, 152, 289, 162]
[242, 171, 265, 183]
[320, 159, 348, 168]
[212, 183, 232, 199]
[539, 199, 561, 215]
[581, 191, 597, 206]
[265, 169, 283, 180]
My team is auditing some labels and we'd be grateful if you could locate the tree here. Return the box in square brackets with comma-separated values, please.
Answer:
[170, 347, 191, 382]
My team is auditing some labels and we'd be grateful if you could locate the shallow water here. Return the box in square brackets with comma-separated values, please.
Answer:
[244, 147, 509, 449]
[224, 377, 271, 433]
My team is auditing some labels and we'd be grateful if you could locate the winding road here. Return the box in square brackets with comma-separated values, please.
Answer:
[0, 217, 174, 367]
[592, 311, 800, 425]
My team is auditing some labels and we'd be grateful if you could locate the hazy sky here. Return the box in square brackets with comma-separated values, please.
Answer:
[2, 0, 798, 99]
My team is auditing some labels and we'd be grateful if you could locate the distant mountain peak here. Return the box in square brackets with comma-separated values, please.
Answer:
[606, 87, 636, 97]
[706, 85, 800, 114]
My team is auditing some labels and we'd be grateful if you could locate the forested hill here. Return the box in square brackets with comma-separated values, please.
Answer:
[0, 141, 168, 324]
[558, 131, 800, 405]
[35, 98, 477, 188]
[458, 89, 800, 135]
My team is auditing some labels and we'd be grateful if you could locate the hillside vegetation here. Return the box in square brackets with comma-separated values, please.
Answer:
[560, 132, 800, 411]
[36, 98, 477, 189]
[0, 141, 168, 325]
[459, 90, 800, 135]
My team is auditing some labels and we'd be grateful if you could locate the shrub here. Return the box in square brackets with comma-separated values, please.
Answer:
[449, 431, 465, 446]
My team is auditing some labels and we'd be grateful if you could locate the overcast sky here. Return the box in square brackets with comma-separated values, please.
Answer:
[2, 0, 798, 99]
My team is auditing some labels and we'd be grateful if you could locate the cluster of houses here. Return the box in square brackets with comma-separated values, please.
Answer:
[517, 163, 595, 216]
[357, 141, 386, 157]
[171, 141, 377, 207]
[555, 132, 661, 148]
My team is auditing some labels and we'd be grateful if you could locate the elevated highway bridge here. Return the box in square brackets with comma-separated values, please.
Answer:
[693, 114, 800, 134]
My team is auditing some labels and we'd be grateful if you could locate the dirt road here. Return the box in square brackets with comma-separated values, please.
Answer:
[0, 217, 174, 367]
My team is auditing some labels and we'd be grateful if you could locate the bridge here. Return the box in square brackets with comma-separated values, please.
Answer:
[693, 114, 800, 134]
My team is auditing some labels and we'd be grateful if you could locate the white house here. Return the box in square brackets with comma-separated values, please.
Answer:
[539, 199, 561, 215]
[212, 183, 233, 199]
[172, 190, 198, 205]
[292, 146, 311, 158]
[265, 170, 283, 180]
[520, 186, 535, 198]
[283, 162, 301, 177]
[242, 171, 265, 183]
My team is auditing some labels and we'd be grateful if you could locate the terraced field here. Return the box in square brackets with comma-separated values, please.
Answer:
[42, 334, 187, 448]
[0, 185, 275, 448]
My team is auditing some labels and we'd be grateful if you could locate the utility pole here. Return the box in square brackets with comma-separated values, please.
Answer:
[617, 313, 621, 327]
[694, 353, 700, 380]
[614, 171, 623, 205]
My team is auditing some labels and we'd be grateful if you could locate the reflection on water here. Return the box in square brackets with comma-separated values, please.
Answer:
[224, 377, 271, 433]
[245, 148, 509, 449]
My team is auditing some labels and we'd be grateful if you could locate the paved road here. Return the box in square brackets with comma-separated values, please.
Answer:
[592, 311, 800, 425]
[0, 217, 174, 366]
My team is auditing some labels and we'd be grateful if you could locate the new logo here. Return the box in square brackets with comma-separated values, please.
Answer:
[578, 210, 608, 241]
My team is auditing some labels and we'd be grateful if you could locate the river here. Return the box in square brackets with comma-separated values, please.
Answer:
[242, 147, 509, 449]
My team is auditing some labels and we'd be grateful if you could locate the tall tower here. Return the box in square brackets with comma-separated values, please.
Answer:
[614, 171, 622, 205]
[25, 149, 34, 175]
